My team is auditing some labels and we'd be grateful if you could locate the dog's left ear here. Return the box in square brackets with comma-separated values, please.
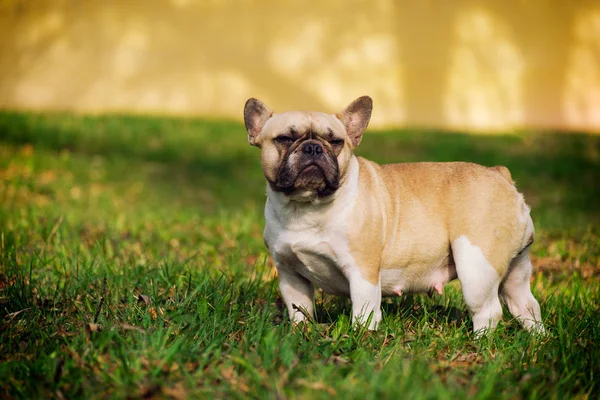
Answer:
[336, 96, 373, 147]
[244, 98, 273, 147]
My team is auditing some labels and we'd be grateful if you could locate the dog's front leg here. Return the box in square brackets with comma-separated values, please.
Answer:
[277, 266, 314, 324]
[346, 269, 382, 331]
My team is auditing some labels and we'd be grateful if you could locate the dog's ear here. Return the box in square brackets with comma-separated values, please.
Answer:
[244, 98, 273, 146]
[336, 96, 373, 148]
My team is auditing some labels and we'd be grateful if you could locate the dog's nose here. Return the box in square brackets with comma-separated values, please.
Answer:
[302, 142, 323, 157]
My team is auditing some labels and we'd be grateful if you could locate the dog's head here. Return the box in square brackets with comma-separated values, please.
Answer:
[243, 96, 372, 201]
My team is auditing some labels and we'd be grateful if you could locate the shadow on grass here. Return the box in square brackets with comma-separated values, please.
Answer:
[312, 293, 469, 328]
[1, 111, 599, 226]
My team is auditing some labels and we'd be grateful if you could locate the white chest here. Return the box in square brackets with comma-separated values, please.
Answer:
[263, 169, 359, 296]
[267, 226, 351, 296]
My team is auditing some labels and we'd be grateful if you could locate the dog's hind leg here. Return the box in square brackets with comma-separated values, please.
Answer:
[348, 272, 382, 331]
[452, 235, 504, 335]
[499, 248, 545, 334]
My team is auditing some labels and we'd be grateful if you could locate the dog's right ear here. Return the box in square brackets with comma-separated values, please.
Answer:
[336, 96, 373, 148]
[244, 98, 273, 146]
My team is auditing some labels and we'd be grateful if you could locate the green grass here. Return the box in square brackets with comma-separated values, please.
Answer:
[0, 111, 599, 399]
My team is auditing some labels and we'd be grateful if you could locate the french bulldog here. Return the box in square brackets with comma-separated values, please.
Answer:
[243, 96, 544, 334]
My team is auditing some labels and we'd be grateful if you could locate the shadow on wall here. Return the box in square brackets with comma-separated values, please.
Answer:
[564, 10, 600, 129]
[443, 8, 524, 130]
[0, 0, 599, 131]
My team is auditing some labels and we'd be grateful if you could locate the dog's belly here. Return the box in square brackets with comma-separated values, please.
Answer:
[273, 235, 457, 297]
[380, 258, 457, 297]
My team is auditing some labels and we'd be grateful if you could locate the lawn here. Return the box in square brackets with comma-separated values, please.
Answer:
[0, 111, 599, 399]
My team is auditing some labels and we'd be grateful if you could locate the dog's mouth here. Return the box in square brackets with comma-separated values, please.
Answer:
[272, 153, 340, 197]
[295, 163, 326, 188]
[299, 164, 322, 177]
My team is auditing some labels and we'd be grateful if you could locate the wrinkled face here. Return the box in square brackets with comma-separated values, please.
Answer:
[244, 97, 372, 201]
[258, 111, 350, 197]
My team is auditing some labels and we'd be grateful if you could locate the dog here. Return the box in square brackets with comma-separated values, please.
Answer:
[243, 96, 544, 334]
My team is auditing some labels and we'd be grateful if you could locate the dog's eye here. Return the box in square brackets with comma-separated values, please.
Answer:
[274, 136, 294, 144]
[330, 138, 345, 146]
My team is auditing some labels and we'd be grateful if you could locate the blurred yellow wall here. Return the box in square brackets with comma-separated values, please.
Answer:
[1, 0, 599, 132]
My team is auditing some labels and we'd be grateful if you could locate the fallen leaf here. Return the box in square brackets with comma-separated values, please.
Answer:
[382, 334, 396, 347]
[5, 308, 31, 320]
[327, 355, 350, 365]
[163, 382, 187, 400]
[296, 379, 337, 396]
[139, 356, 151, 370]
[119, 323, 146, 334]
[86, 323, 102, 333]
[184, 361, 199, 372]
[138, 294, 151, 305]
[221, 365, 235, 380]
